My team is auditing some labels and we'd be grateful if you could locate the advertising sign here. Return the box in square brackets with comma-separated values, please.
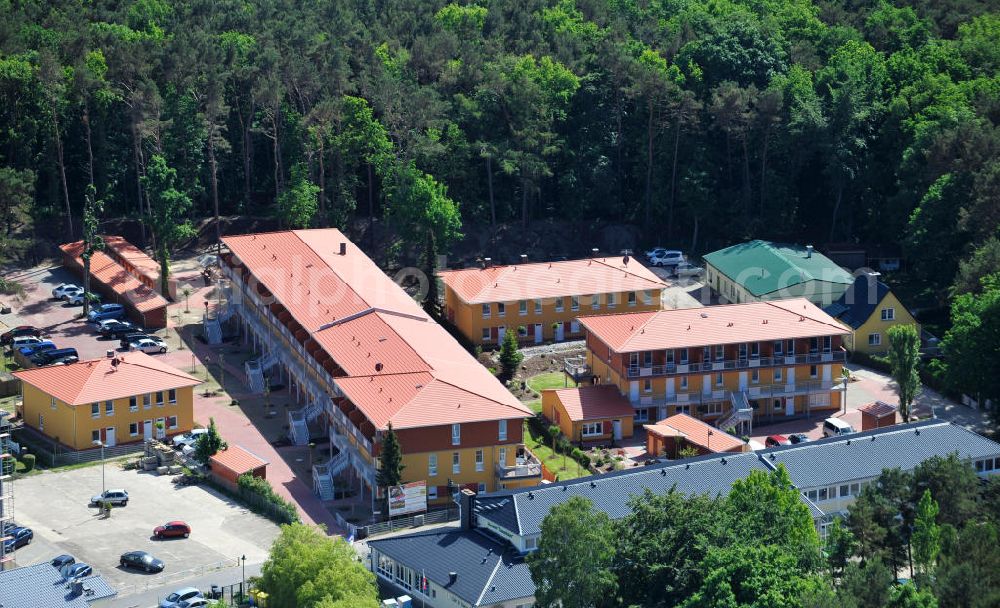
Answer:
[388, 480, 428, 516]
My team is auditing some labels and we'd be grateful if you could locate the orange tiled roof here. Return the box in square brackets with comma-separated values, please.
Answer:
[223, 230, 531, 430]
[437, 257, 665, 304]
[13, 352, 200, 405]
[858, 401, 897, 418]
[210, 444, 268, 474]
[548, 385, 635, 422]
[103, 235, 162, 279]
[645, 414, 745, 453]
[578, 298, 848, 352]
[60, 242, 169, 313]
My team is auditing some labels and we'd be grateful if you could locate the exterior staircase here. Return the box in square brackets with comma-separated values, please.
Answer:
[312, 450, 351, 500]
[288, 408, 309, 445]
[302, 399, 323, 423]
[244, 359, 265, 394]
[204, 319, 223, 345]
[717, 391, 754, 435]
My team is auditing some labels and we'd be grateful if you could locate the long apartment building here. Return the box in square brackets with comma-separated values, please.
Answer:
[575, 299, 849, 429]
[219, 230, 537, 508]
[437, 254, 665, 346]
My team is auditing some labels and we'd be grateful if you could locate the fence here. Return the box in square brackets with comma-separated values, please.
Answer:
[114, 558, 235, 599]
[361, 507, 457, 539]
[15, 428, 146, 467]
[202, 476, 299, 525]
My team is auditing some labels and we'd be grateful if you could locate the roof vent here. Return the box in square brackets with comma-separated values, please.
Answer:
[721, 457, 727, 465]
[847, 439, 851, 445]
[592, 248, 599, 256]
[106, 350, 115, 358]
[448, 572, 458, 584]
[562, 485, 567, 491]
[871, 436, 876, 442]
[375, 362, 383, 372]
[520, 254, 528, 263]
[339, 242, 347, 255]
[769, 453, 776, 460]
[660, 469, 667, 476]
[806, 244, 814, 258]
[915, 429, 920, 436]
[590, 481, 597, 488]
[484, 257, 492, 268]
[700, 312, 709, 318]
[527, 491, 534, 499]
[684, 463, 690, 470]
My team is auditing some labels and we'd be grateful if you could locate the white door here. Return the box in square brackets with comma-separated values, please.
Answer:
[738, 372, 748, 391]
[555, 323, 564, 341]
[143, 420, 153, 441]
[105, 427, 116, 447]
[534, 324, 543, 344]
[497, 326, 506, 343]
[612, 420, 623, 441]
[785, 398, 795, 416]
[702, 374, 711, 396]
[629, 381, 639, 403]
[823, 364, 832, 383]
[665, 378, 675, 398]
[786, 367, 795, 389]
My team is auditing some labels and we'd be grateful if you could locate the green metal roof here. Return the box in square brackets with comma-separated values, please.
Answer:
[703, 240, 854, 297]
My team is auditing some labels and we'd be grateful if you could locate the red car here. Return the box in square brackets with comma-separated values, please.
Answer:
[765, 434, 791, 448]
[1, 325, 40, 345]
[153, 521, 191, 539]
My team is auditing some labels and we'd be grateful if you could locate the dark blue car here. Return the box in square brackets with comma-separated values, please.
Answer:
[2, 526, 32, 550]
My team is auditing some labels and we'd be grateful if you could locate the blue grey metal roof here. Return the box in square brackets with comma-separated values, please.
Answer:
[760, 420, 1000, 488]
[823, 274, 892, 329]
[369, 528, 533, 607]
[0, 563, 117, 607]
[479, 452, 770, 537]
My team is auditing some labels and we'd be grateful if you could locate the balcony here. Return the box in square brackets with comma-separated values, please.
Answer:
[625, 351, 845, 378]
[564, 356, 592, 381]
[495, 447, 543, 480]
[635, 380, 838, 408]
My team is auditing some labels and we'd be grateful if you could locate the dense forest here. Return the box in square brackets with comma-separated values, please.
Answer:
[0, 0, 997, 303]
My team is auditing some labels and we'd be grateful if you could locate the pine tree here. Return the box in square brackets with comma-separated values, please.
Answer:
[376, 422, 405, 490]
[499, 329, 523, 380]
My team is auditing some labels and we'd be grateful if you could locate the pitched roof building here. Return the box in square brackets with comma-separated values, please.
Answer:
[0, 562, 116, 607]
[644, 413, 747, 457]
[703, 240, 854, 306]
[824, 272, 919, 354]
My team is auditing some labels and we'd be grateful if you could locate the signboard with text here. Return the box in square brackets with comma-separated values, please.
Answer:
[388, 480, 428, 516]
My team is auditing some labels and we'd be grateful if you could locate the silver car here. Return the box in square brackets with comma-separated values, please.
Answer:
[90, 489, 129, 506]
[674, 262, 704, 277]
[160, 587, 203, 608]
[130, 338, 168, 354]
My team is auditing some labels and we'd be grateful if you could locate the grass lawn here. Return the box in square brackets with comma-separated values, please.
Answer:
[524, 372, 576, 414]
[524, 422, 590, 481]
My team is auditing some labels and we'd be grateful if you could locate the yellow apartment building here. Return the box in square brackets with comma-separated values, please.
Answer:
[573, 299, 849, 431]
[14, 352, 200, 450]
[824, 273, 920, 354]
[438, 255, 665, 346]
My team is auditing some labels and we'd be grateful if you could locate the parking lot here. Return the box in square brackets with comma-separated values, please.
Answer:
[9, 460, 280, 595]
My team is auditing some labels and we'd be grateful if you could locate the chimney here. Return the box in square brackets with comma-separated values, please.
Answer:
[520, 254, 528, 264]
[592, 248, 599, 257]
[484, 257, 492, 268]
[448, 572, 458, 585]
[806, 245, 814, 258]
[459, 488, 476, 531]
[338, 242, 347, 256]
[106, 350, 115, 358]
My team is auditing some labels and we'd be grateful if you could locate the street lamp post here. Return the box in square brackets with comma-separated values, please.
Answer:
[240, 554, 246, 601]
[92, 439, 105, 497]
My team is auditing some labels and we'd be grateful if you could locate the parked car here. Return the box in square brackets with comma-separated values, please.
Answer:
[17, 340, 55, 358]
[160, 588, 203, 608]
[11, 335, 43, 349]
[647, 249, 685, 268]
[120, 550, 165, 573]
[0, 325, 40, 345]
[61, 562, 93, 579]
[178, 599, 210, 608]
[52, 283, 83, 300]
[90, 489, 129, 507]
[87, 303, 126, 323]
[31, 348, 78, 367]
[788, 433, 810, 445]
[99, 320, 138, 339]
[67, 291, 100, 306]
[823, 417, 855, 437]
[51, 555, 76, 569]
[1, 526, 32, 550]
[673, 262, 704, 277]
[120, 333, 161, 349]
[765, 434, 791, 448]
[172, 428, 208, 450]
[48, 355, 80, 366]
[130, 338, 168, 354]
[153, 521, 191, 539]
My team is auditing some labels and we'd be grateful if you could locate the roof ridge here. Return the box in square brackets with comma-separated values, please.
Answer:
[590, 257, 665, 285]
[475, 554, 506, 606]
[470, 265, 515, 302]
[761, 300, 846, 332]
[288, 229, 374, 324]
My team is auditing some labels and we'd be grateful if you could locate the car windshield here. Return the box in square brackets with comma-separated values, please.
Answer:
[166, 592, 181, 601]
[140, 554, 153, 563]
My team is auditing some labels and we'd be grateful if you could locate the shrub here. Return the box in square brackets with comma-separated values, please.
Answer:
[20, 454, 35, 472]
[547, 425, 561, 442]
[237, 473, 300, 525]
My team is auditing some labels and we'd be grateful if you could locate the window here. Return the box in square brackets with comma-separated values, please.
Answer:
[129, 422, 139, 437]
[633, 408, 650, 422]
[680, 376, 688, 390]
[715, 345, 724, 361]
[91, 430, 100, 443]
[50, 397, 57, 410]
[519, 300, 528, 315]
[482, 327, 491, 342]
[582, 422, 603, 437]
[643, 379, 652, 393]
[643, 290, 653, 305]
[823, 336, 832, 352]
[555, 298, 565, 312]
[591, 294, 600, 310]
[497, 302, 506, 317]
[167, 416, 177, 429]
[806, 490, 818, 502]
[143, 393, 151, 409]
[476, 450, 484, 472]
[156, 391, 164, 407]
[105, 400, 114, 416]
[608, 293, 617, 308]
[452, 452, 461, 474]
[482, 303, 491, 318]
[499, 447, 507, 467]
[524, 536, 538, 550]
[751, 342, 760, 358]
[571, 296, 579, 311]
[38, 414, 43, 431]
[818, 487, 828, 501]
[705, 402, 723, 415]
[751, 369, 759, 384]
[810, 365, 818, 378]
[715, 372, 724, 386]
[773, 340, 783, 356]
[428, 454, 438, 476]
[91, 403, 100, 418]
[478, 482, 486, 493]
[627, 291, 637, 306]
[534, 299, 542, 314]
[868, 333, 882, 346]
[881, 308, 895, 321]
[850, 483, 860, 496]
[570, 320, 580, 333]
[451, 423, 461, 445]
[498, 419, 508, 441]
[168, 389, 177, 404]
[129, 396, 138, 412]
[840, 485, 850, 497]
[427, 485, 438, 500]
[643, 351, 653, 367]
[774, 368, 782, 382]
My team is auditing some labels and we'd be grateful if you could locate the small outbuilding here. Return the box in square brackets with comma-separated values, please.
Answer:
[858, 401, 898, 431]
[209, 444, 269, 491]
[541, 385, 635, 443]
[644, 413, 747, 458]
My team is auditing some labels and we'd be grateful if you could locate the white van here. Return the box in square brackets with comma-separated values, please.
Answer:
[823, 417, 855, 437]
